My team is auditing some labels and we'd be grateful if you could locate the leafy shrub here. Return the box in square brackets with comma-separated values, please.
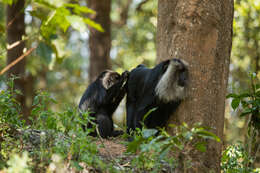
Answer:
[126, 123, 220, 172]
[227, 73, 260, 130]
[225, 73, 260, 171]
[0, 76, 24, 127]
[0, 78, 222, 172]
[221, 143, 254, 172]
[0, 79, 110, 172]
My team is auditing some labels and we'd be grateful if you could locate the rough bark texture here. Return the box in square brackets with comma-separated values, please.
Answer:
[157, 0, 234, 172]
[87, 0, 111, 83]
[6, 0, 30, 121]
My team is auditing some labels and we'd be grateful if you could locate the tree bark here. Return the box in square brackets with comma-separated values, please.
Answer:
[87, 0, 111, 83]
[6, 0, 30, 122]
[157, 0, 234, 172]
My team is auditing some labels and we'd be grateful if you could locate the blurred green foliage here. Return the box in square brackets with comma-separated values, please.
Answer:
[226, 73, 260, 170]
[225, 0, 260, 158]
[111, 0, 157, 72]
[231, 0, 260, 92]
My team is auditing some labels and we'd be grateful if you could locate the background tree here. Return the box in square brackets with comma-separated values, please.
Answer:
[87, 0, 111, 82]
[157, 0, 234, 172]
[6, 0, 32, 121]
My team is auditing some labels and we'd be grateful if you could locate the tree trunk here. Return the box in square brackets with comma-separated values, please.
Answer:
[87, 0, 111, 83]
[6, 0, 30, 122]
[157, 0, 234, 172]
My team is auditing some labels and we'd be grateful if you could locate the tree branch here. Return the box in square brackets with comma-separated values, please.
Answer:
[0, 46, 37, 76]
[136, 0, 149, 12]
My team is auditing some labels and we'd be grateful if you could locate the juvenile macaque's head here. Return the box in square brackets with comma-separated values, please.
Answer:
[156, 58, 189, 102]
[101, 70, 121, 89]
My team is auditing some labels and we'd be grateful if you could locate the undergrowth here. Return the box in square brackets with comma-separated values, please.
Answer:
[2, 76, 257, 172]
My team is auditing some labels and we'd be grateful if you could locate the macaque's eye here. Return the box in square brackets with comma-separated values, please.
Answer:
[115, 75, 120, 80]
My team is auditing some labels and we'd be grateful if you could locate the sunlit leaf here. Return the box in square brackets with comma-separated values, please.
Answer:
[66, 15, 86, 33]
[65, 3, 95, 14]
[34, 0, 56, 9]
[84, 18, 104, 32]
[2, 0, 14, 5]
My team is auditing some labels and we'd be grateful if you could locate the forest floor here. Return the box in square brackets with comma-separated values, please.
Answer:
[96, 138, 126, 158]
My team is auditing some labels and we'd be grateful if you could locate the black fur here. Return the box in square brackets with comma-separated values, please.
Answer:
[126, 58, 188, 133]
[79, 70, 128, 138]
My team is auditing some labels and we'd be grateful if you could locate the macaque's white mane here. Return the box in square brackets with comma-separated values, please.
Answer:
[155, 59, 188, 102]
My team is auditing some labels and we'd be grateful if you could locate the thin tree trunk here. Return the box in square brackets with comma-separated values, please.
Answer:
[157, 0, 234, 172]
[6, 0, 29, 122]
[87, 0, 111, 83]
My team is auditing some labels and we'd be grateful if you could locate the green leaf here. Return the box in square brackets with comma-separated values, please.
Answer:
[238, 93, 250, 98]
[36, 42, 52, 64]
[33, 95, 40, 106]
[256, 90, 260, 96]
[84, 18, 104, 32]
[171, 136, 183, 150]
[196, 130, 221, 142]
[34, 0, 56, 9]
[195, 142, 207, 152]
[251, 72, 257, 79]
[240, 109, 252, 117]
[72, 161, 83, 171]
[231, 98, 240, 110]
[2, 0, 13, 5]
[142, 129, 158, 138]
[65, 3, 95, 14]
[241, 100, 249, 108]
[0, 24, 4, 34]
[256, 84, 260, 90]
[30, 10, 47, 21]
[54, 8, 70, 32]
[66, 15, 87, 33]
[126, 137, 143, 153]
[183, 131, 193, 140]
[240, 107, 253, 117]
[143, 107, 157, 121]
[226, 93, 238, 98]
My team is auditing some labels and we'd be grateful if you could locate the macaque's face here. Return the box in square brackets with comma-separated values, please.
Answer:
[155, 58, 189, 102]
[171, 59, 189, 87]
[102, 70, 121, 89]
